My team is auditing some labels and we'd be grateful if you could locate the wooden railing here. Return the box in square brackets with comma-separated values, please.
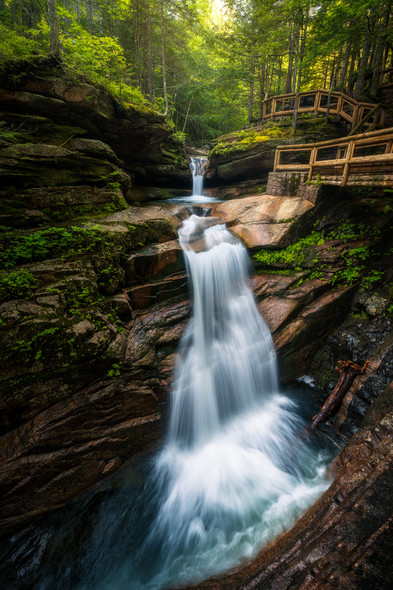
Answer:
[260, 90, 386, 133]
[273, 127, 393, 187]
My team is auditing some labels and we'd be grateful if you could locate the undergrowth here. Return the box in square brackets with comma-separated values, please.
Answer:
[0, 225, 118, 269]
[254, 220, 384, 291]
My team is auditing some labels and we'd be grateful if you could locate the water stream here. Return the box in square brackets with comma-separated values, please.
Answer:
[1, 213, 340, 590]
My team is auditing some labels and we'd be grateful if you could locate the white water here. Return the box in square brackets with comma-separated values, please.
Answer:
[128, 215, 332, 588]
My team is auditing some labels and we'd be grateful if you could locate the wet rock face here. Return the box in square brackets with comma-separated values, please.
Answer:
[251, 274, 355, 382]
[0, 203, 186, 537]
[0, 377, 163, 539]
[206, 119, 346, 186]
[310, 302, 393, 434]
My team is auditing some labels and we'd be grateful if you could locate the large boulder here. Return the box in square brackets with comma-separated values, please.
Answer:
[212, 194, 314, 249]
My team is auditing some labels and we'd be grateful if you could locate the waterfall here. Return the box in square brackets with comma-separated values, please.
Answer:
[190, 156, 208, 196]
[170, 215, 278, 446]
[135, 215, 332, 588]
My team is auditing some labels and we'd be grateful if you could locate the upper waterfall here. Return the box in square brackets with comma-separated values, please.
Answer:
[190, 156, 208, 196]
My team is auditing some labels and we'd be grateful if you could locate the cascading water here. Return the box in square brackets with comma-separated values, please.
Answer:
[190, 156, 208, 196]
[126, 215, 334, 588]
[3, 215, 339, 590]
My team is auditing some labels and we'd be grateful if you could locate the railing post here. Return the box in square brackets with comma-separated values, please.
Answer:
[380, 108, 386, 128]
[385, 140, 393, 154]
[341, 140, 355, 186]
[274, 148, 280, 170]
[336, 94, 343, 116]
[307, 147, 317, 182]
[313, 92, 318, 113]
[351, 105, 360, 131]
[272, 98, 276, 117]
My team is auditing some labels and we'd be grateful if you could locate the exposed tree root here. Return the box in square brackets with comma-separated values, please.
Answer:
[307, 360, 369, 433]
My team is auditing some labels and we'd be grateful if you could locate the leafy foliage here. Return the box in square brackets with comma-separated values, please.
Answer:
[0, 269, 38, 302]
[2, 0, 393, 139]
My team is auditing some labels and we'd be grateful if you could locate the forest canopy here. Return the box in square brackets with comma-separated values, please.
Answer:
[1, 0, 393, 142]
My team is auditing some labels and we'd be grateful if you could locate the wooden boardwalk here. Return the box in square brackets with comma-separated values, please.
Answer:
[273, 127, 393, 187]
[260, 90, 386, 134]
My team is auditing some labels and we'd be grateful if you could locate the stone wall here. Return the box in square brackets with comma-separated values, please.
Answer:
[266, 171, 321, 203]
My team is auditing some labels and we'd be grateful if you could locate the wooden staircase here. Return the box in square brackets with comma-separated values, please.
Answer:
[257, 90, 387, 135]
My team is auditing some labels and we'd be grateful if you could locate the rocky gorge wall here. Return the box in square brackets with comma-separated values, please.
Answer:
[0, 57, 191, 537]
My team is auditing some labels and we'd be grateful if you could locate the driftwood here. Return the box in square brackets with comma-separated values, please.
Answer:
[307, 360, 369, 434]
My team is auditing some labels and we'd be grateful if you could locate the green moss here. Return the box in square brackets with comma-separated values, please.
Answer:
[1, 225, 119, 268]
[210, 126, 285, 158]
[254, 231, 325, 271]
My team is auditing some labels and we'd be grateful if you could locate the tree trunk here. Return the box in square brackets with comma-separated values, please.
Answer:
[146, 2, 154, 105]
[334, 45, 343, 86]
[348, 48, 358, 92]
[326, 52, 342, 121]
[47, 0, 60, 59]
[292, 13, 308, 133]
[354, 26, 373, 101]
[284, 32, 294, 94]
[160, 0, 168, 117]
[259, 63, 265, 118]
[369, 0, 392, 96]
[133, 0, 141, 88]
[291, 26, 300, 93]
[338, 40, 351, 91]
[87, 0, 94, 33]
[248, 38, 255, 122]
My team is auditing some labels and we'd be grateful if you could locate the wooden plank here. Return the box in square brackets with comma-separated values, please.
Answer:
[354, 135, 393, 147]
[313, 158, 346, 166]
[349, 153, 393, 164]
[351, 105, 360, 130]
[276, 164, 310, 171]
[273, 146, 280, 170]
[337, 94, 343, 116]
[275, 127, 393, 152]
[339, 112, 353, 123]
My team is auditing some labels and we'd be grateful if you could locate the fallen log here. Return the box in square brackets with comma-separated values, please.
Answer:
[306, 360, 369, 433]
